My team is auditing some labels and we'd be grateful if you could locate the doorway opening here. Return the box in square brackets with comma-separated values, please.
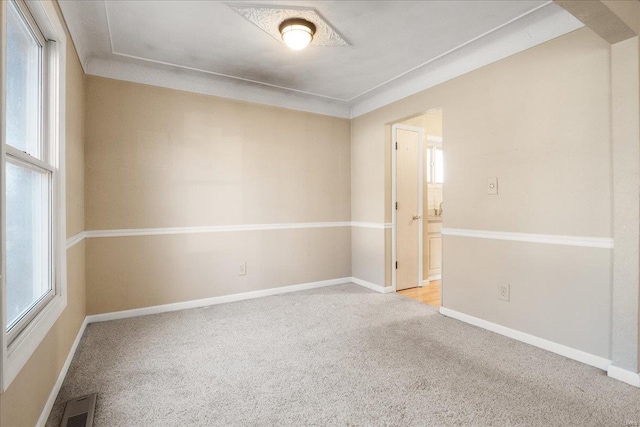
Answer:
[392, 108, 443, 308]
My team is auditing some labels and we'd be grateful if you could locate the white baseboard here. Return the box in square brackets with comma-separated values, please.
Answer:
[439, 307, 611, 370]
[39, 278, 357, 424]
[350, 277, 394, 294]
[607, 365, 640, 388]
[30, 277, 387, 426]
[36, 317, 88, 427]
[36, 283, 632, 427]
[86, 277, 353, 323]
[83, 277, 394, 325]
[422, 275, 441, 286]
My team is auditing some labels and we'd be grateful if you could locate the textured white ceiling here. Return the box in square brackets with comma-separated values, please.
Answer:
[58, 1, 583, 118]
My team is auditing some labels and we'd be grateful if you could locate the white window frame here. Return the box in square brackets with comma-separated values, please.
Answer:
[425, 135, 443, 184]
[0, 0, 66, 390]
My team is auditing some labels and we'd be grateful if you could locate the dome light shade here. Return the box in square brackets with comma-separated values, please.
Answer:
[279, 18, 316, 50]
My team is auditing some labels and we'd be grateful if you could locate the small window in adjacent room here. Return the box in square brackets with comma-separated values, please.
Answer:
[434, 147, 444, 184]
[1, 0, 67, 389]
[426, 145, 444, 184]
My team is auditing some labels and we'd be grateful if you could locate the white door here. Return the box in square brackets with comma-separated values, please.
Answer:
[393, 125, 423, 291]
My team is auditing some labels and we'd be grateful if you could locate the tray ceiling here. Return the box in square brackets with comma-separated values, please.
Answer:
[58, 1, 582, 118]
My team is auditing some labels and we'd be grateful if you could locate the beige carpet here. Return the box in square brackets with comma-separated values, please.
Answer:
[47, 283, 640, 426]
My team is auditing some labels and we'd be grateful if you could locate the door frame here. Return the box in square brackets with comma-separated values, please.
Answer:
[391, 124, 424, 293]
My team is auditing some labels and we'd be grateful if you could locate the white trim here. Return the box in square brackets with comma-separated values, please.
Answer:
[391, 125, 397, 293]
[35, 317, 88, 427]
[65, 222, 395, 240]
[61, 223, 393, 250]
[87, 222, 352, 238]
[351, 222, 392, 229]
[65, 231, 86, 249]
[33, 281, 630, 426]
[350, 277, 394, 294]
[86, 278, 352, 323]
[38, 277, 383, 425]
[58, 1, 581, 119]
[5, 145, 55, 173]
[422, 274, 442, 286]
[4, 295, 66, 387]
[607, 365, 640, 388]
[84, 277, 396, 324]
[1, 0, 68, 391]
[439, 307, 611, 370]
[349, 3, 583, 117]
[441, 227, 614, 249]
[0, 0, 8, 393]
[348, 2, 554, 103]
[116, 53, 348, 103]
[85, 56, 352, 119]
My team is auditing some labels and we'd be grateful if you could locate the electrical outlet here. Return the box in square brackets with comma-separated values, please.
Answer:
[488, 177, 498, 195]
[498, 284, 510, 301]
[239, 262, 247, 276]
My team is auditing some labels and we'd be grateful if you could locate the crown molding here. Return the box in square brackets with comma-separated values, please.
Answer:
[85, 55, 352, 118]
[70, 1, 582, 119]
[348, 2, 583, 118]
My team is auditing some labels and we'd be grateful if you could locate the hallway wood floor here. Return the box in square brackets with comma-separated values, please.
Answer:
[397, 281, 441, 307]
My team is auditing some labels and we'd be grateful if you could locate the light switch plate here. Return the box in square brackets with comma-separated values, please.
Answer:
[488, 177, 498, 195]
[498, 284, 510, 301]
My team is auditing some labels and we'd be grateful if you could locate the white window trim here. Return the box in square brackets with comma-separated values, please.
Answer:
[0, 0, 66, 390]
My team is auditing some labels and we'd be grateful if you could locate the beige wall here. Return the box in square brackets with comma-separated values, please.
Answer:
[86, 228, 350, 314]
[351, 28, 613, 357]
[84, 77, 352, 315]
[0, 28, 86, 426]
[443, 236, 612, 356]
[1, 11, 629, 425]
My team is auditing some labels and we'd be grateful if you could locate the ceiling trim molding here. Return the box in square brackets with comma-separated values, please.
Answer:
[346, 1, 555, 103]
[111, 52, 348, 103]
[85, 55, 352, 118]
[68, 1, 583, 119]
[348, 2, 583, 118]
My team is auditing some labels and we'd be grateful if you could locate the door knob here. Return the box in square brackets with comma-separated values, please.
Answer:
[412, 215, 421, 220]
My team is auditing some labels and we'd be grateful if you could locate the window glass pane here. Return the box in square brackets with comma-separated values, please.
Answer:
[6, 159, 51, 329]
[426, 148, 432, 183]
[6, 1, 42, 158]
[435, 148, 444, 184]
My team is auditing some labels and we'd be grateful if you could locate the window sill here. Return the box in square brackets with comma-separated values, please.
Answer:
[3, 294, 66, 390]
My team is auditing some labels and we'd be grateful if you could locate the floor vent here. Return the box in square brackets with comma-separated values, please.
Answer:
[61, 393, 97, 427]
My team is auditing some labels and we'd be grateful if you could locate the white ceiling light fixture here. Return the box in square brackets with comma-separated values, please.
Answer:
[279, 18, 316, 50]
[228, 5, 349, 48]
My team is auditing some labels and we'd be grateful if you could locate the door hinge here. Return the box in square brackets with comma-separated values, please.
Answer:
[395, 261, 398, 269]
[395, 142, 398, 150]
[395, 202, 398, 210]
